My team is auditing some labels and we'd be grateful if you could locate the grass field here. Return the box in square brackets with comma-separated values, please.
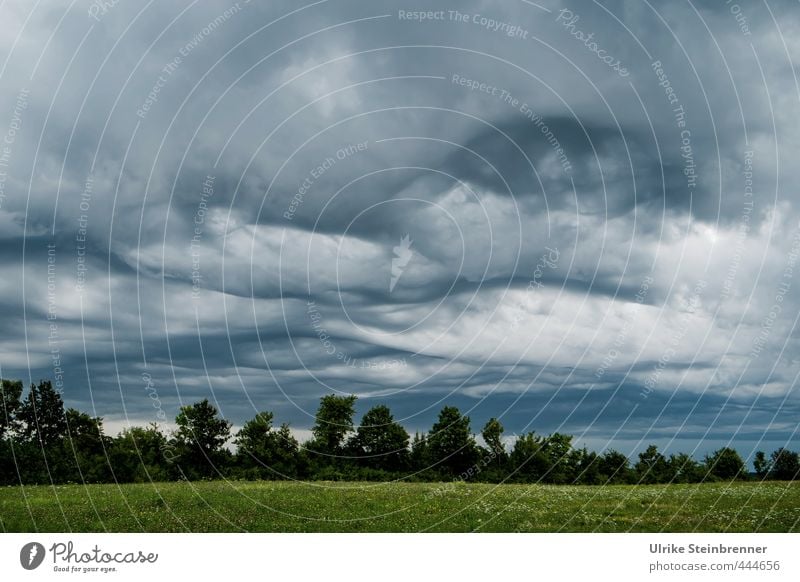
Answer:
[1, 480, 798, 532]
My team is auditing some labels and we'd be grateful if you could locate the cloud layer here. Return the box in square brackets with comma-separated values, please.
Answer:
[1, 0, 799, 458]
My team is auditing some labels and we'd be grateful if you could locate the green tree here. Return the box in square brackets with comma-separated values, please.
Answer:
[17, 380, 67, 446]
[542, 433, 574, 484]
[635, 445, 671, 484]
[110, 424, 171, 482]
[0, 380, 22, 484]
[598, 449, 633, 484]
[509, 432, 548, 482]
[427, 406, 478, 478]
[753, 451, 769, 478]
[481, 418, 507, 460]
[509, 432, 574, 484]
[63, 409, 112, 483]
[479, 418, 508, 481]
[12, 381, 69, 482]
[705, 447, 745, 480]
[172, 399, 232, 479]
[0, 379, 23, 438]
[410, 432, 429, 471]
[308, 394, 357, 457]
[667, 452, 703, 483]
[570, 447, 601, 484]
[770, 448, 799, 481]
[0, 438, 15, 485]
[349, 405, 409, 471]
[235, 411, 300, 478]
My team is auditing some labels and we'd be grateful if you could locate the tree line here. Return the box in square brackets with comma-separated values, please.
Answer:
[1, 379, 798, 485]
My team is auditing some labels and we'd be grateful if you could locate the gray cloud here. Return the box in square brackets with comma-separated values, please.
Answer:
[0, 0, 798, 458]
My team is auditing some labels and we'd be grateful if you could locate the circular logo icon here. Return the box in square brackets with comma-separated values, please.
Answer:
[20, 542, 46, 570]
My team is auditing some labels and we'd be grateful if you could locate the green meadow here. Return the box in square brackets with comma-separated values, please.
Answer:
[1, 480, 798, 533]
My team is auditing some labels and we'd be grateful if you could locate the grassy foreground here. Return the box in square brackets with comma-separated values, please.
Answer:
[1, 480, 798, 533]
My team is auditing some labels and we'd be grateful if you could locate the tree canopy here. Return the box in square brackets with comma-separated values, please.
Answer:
[0, 377, 796, 487]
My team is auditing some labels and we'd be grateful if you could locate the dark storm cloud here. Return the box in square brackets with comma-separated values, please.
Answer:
[0, 0, 798, 456]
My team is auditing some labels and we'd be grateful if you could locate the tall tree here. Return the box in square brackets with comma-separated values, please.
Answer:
[349, 405, 409, 471]
[172, 399, 232, 479]
[753, 451, 769, 478]
[635, 445, 671, 484]
[410, 432, 429, 471]
[235, 411, 300, 478]
[509, 432, 578, 483]
[543, 433, 574, 484]
[571, 447, 600, 484]
[17, 380, 67, 446]
[309, 394, 357, 457]
[481, 418, 507, 460]
[509, 432, 548, 482]
[110, 424, 171, 482]
[0, 380, 23, 485]
[427, 406, 478, 477]
[63, 409, 112, 483]
[598, 449, 633, 484]
[667, 452, 703, 483]
[0, 379, 23, 438]
[705, 447, 745, 480]
[770, 448, 799, 481]
[480, 418, 509, 481]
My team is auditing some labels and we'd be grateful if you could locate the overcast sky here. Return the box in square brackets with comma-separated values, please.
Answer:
[1, 0, 798, 458]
